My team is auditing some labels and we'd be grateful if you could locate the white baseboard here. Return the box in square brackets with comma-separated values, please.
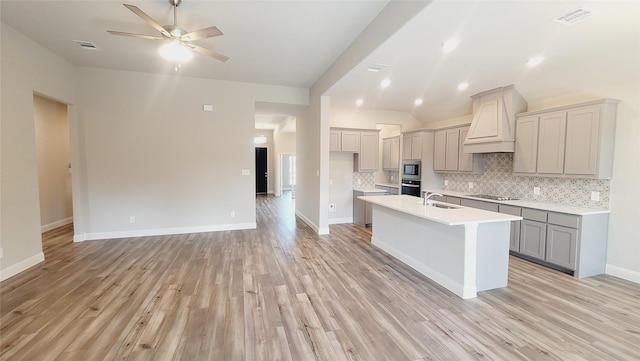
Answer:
[328, 217, 353, 225]
[41, 217, 73, 233]
[606, 264, 640, 284]
[75, 222, 257, 242]
[0, 252, 45, 282]
[295, 210, 319, 233]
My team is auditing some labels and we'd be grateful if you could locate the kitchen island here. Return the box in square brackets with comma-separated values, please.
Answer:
[358, 195, 521, 299]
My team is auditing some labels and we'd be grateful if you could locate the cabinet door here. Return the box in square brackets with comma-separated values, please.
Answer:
[564, 106, 600, 175]
[341, 131, 360, 152]
[537, 111, 567, 174]
[382, 138, 391, 170]
[458, 126, 473, 172]
[445, 129, 460, 171]
[433, 130, 446, 171]
[357, 132, 379, 172]
[390, 137, 400, 169]
[546, 225, 578, 270]
[520, 220, 547, 260]
[330, 130, 341, 152]
[402, 134, 412, 160]
[411, 133, 423, 160]
[514, 115, 539, 173]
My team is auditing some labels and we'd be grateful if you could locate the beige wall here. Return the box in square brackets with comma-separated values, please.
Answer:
[33, 95, 73, 230]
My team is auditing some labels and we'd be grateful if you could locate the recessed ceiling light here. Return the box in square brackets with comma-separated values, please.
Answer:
[527, 56, 544, 67]
[458, 82, 469, 91]
[442, 38, 459, 53]
[414, 99, 423, 106]
[356, 99, 364, 106]
[380, 79, 391, 88]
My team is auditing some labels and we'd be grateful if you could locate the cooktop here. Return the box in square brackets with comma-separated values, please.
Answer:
[465, 194, 519, 201]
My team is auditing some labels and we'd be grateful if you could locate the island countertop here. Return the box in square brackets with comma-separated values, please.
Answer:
[359, 194, 521, 226]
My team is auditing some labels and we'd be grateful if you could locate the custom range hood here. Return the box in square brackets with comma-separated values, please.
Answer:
[463, 85, 528, 153]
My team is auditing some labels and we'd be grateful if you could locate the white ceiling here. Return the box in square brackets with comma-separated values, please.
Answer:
[2, 1, 639, 129]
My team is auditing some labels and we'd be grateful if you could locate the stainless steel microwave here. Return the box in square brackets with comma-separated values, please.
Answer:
[402, 160, 421, 180]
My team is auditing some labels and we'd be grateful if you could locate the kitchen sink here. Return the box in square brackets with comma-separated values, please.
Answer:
[425, 202, 460, 209]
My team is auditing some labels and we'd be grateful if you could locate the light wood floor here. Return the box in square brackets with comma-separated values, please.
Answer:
[1, 193, 639, 360]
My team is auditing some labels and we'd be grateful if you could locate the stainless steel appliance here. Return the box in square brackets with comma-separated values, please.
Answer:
[402, 160, 421, 180]
[401, 179, 421, 197]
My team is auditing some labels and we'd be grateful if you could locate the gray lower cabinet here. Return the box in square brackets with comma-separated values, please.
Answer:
[499, 205, 521, 252]
[546, 224, 578, 270]
[520, 220, 547, 260]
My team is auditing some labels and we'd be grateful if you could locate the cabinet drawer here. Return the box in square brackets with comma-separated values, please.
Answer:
[522, 208, 547, 222]
[461, 198, 499, 212]
[499, 204, 521, 216]
[430, 195, 447, 202]
[547, 212, 580, 228]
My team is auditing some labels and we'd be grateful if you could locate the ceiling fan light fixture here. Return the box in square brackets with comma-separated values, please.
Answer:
[159, 41, 193, 62]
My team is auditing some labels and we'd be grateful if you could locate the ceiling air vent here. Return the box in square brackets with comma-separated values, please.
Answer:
[553, 7, 594, 26]
[73, 40, 99, 50]
[366, 63, 388, 72]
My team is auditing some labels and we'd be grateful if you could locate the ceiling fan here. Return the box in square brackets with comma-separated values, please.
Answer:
[107, 0, 229, 63]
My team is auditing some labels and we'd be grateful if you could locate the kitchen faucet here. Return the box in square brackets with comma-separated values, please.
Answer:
[423, 192, 444, 205]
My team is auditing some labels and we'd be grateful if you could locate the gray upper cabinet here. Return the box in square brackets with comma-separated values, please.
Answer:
[513, 115, 539, 173]
[330, 129, 360, 152]
[402, 132, 423, 160]
[514, 99, 619, 179]
[434, 126, 483, 174]
[382, 136, 400, 170]
[536, 111, 567, 174]
[356, 131, 379, 172]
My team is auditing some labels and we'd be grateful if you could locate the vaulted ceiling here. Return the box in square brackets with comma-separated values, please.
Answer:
[2, 1, 639, 130]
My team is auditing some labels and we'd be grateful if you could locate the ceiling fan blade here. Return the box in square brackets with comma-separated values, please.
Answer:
[186, 44, 229, 62]
[181, 26, 223, 41]
[123, 4, 172, 38]
[107, 30, 164, 40]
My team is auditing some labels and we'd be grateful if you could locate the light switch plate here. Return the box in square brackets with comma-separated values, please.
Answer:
[534, 187, 541, 195]
[242, 169, 250, 176]
[591, 191, 600, 201]
[203, 104, 213, 112]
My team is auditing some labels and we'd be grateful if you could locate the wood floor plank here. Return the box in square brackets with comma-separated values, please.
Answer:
[1, 193, 639, 360]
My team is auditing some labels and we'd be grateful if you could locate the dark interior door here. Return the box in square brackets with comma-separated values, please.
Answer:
[255, 147, 268, 193]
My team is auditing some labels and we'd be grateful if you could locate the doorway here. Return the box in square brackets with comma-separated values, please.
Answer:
[255, 147, 268, 194]
[33, 94, 74, 233]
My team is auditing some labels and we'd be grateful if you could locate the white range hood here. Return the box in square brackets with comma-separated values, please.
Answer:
[463, 85, 528, 153]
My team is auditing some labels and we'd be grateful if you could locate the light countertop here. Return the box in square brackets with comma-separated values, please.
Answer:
[374, 182, 400, 188]
[358, 195, 521, 226]
[426, 189, 609, 216]
[353, 188, 388, 193]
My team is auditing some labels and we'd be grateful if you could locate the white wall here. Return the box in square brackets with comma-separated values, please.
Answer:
[1, 23, 77, 280]
[34, 95, 73, 231]
[273, 130, 296, 196]
[74, 67, 306, 240]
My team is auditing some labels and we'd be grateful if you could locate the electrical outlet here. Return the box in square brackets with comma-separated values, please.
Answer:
[230, 211, 236, 218]
[329, 203, 337, 212]
[129, 216, 135, 224]
[534, 187, 541, 195]
[390, 175, 394, 181]
[468, 182, 473, 189]
[591, 191, 600, 201]
[444, 180, 448, 186]
[329, 179, 333, 186]
[357, 179, 362, 185]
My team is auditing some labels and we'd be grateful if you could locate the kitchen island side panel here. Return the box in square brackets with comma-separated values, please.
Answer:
[370, 205, 469, 297]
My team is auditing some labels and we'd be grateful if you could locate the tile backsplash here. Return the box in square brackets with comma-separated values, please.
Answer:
[352, 172, 375, 188]
[443, 153, 610, 209]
